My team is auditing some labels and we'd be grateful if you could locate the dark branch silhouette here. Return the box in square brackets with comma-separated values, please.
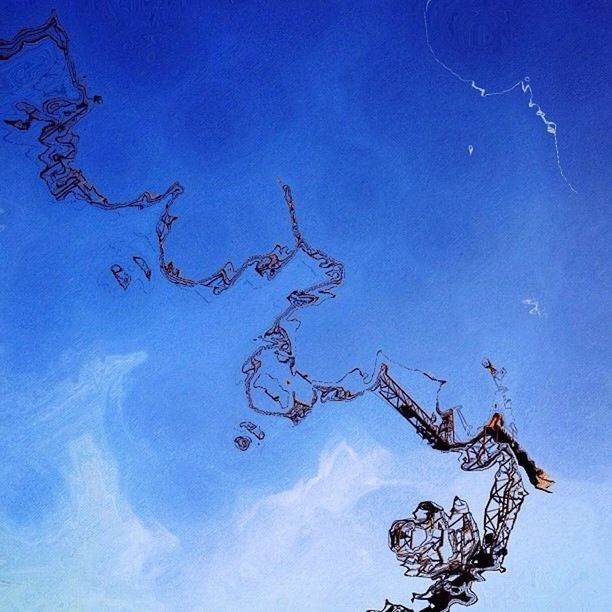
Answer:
[110, 264, 131, 290]
[0, 11, 177, 209]
[159, 181, 552, 611]
[1, 12, 553, 611]
[132, 256, 152, 280]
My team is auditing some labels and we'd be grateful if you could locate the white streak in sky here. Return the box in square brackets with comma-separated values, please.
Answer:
[424, 0, 578, 193]
[522, 297, 544, 317]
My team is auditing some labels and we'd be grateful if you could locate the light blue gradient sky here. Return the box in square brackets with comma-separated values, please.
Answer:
[0, 1, 610, 610]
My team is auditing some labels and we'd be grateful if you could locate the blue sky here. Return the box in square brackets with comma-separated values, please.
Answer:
[0, 1, 610, 610]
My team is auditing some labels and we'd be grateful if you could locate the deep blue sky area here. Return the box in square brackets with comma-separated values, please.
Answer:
[0, 1, 610, 611]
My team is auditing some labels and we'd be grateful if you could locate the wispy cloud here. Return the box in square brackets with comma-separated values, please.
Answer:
[169, 441, 416, 612]
[167, 443, 611, 612]
[522, 297, 545, 317]
[0, 351, 176, 611]
[1, 354, 608, 611]
[0, 434, 176, 611]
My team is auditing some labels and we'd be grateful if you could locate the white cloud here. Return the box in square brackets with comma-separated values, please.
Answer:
[0, 352, 177, 612]
[164, 442, 611, 612]
[521, 298, 545, 317]
[1, 353, 608, 611]
[0, 351, 147, 470]
[1, 434, 176, 612]
[169, 441, 417, 612]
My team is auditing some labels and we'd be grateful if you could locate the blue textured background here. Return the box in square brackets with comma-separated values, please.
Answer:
[0, 1, 609, 610]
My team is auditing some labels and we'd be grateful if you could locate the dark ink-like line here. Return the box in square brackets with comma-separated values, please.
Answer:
[1, 11, 177, 209]
[2, 12, 554, 612]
